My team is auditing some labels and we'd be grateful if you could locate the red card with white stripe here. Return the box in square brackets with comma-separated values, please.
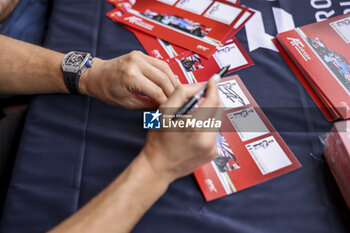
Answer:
[107, 0, 249, 57]
[128, 27, 254, 84]
[194, 75, 301, 201]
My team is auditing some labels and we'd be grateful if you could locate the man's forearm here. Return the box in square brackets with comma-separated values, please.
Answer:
[0, 0, 20, 22]
[0, 35, 68, 94]
[0, 35, 176, 109]
[49, 152, 171, 233]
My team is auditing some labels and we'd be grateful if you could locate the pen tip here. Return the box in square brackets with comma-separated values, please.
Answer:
[218, 65, 231, 77]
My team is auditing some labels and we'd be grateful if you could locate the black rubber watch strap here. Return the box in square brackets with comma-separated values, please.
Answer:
[63, 71, 80, 94]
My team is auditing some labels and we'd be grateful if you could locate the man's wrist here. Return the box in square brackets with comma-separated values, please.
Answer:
[140, 145, 178, 185]
[106, 152, 171, 211]
[78, 57, 102, 97]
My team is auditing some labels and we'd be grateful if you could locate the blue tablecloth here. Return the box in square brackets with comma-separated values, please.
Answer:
[1, 0, 349, 232]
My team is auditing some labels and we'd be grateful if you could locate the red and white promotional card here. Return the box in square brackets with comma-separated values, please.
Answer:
[167, 38, 254, 84]
[195, 75, 301, 201]
[106, 0, 252, 32]
[127, 29, 254, 84]
[107, 0, 249, 57]
[107, 0, 135, 7]
[107, 0, 241, 7]
[129, 28, 254, 84]
[273, 38, 337, 121]
[129, 27, 191, 60]
[277, 14, 350, 120]
[221, 9, 254, 43]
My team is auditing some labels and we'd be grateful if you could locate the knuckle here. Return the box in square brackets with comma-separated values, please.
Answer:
[130, 50, 141, 55]
[206, 142, 217, 156]
[209, 148, 217, 160]
[205, 135, 216, 147]
[159, 75, 172, 86]
[160, 60, 170, 69]
[205, 141, 215, 152]
[129, 50, 142, 60]
[154, 88, 164, 99]
[176, 85, 186, 93]
[123, 66, 135, 76]
[176, 86, 187, 98]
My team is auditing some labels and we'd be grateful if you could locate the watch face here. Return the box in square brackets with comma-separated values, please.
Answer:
[66, 52, 87, 67]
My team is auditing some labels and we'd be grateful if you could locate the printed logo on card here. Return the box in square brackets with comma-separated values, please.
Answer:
[197, 45, 210, 51]
[205, 179, 218, 193]
[151, 50, 164, 59]
[287, 37, 304, 48]
[287, 37, 311, 61]
[143, 110, 162, 129]
[125, 16, 154, 31]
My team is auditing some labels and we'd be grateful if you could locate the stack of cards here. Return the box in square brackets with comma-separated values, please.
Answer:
[324, 120, 350, 209]
[106, 0, 254, 84]
[194, 75, 301, 201]
[275, 14, 350, 121]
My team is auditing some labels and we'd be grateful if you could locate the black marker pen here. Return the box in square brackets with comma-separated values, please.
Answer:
[172, 65, 230, 121]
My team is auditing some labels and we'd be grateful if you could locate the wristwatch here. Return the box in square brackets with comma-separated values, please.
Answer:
[62, 51, 93, 94]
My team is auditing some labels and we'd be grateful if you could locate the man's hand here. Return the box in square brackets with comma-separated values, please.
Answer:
[49, 79, 223, 233]
[79, 51, 179, 109]
[141, 78, 223, 183]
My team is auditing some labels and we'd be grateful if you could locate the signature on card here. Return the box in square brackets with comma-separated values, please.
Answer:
[218, 82, 245, 106]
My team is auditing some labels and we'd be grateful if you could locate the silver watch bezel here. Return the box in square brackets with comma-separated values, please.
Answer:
[62, 51, 92, 75]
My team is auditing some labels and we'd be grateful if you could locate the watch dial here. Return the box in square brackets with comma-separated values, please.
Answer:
[67, 53, 87, 66]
